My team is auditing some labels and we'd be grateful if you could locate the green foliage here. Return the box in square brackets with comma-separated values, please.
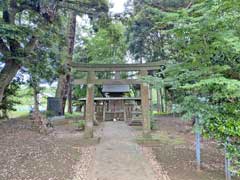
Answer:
[65, 112, 82, 119]
[72, 20, 127, 99]
[169, 0, 240, 173]
[85, 22, 127, 64]
[141, 75, 164, 89]
[182, 77, 240, 101]
[179, 77, 240, 174]
[0, 0, 110, 105]
[126, 0, 191, 62]
[127, 0, 240, 174]
[27, 28, 60, 95]
[74, 120, 85, 130]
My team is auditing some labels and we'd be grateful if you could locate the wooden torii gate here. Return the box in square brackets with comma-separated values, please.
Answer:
[71, 62, 164, 138]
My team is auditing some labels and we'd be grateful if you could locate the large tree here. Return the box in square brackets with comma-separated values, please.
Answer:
[0, 0, 108, 105]
[55, 1, 109, 114]
[55, 11, 77, 114]
[0, 0, 57, 104]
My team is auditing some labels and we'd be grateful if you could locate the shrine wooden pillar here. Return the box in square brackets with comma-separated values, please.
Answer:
[149, 86, 153, 114]
[157, 89, 161, 113]
[103, 101, 106, 122]
[140, 70, 151, 137]
[123, 100, 127, 122]
[161, 87, 166, 112]
[84, 71, 95, 138]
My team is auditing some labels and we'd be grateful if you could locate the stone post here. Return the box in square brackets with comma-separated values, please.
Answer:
[140, 70, 151, 137]
[84, 71, 95, 138]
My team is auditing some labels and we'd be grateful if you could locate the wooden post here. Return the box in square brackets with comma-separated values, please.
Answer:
[140, 70, 151, 137]
[195, 117, 201, 171]
[84, 71, 95, 138]
[225, 141, 232, 180]
[196, 132, 201, 171]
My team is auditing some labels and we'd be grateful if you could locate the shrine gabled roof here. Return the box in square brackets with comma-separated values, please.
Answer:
[102, 85, 130, 93]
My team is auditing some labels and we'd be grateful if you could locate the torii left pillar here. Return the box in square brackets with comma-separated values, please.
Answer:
[84, 71, 95, 138]
[140, 70, 151, 137]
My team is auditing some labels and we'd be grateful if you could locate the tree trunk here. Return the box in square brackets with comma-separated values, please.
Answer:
[66, 11, 77, 113]
[55, 74, 67, 114]
[0, 60, 20, 104]
[55, 11, 77, 114]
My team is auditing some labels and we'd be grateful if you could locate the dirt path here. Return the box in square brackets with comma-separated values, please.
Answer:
[89, 121, 157, 180]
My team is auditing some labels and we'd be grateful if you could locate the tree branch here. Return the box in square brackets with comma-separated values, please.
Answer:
[186, 1, 193, 9]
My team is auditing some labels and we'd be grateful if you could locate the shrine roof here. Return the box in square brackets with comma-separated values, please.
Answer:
[102, 84, 130, 93]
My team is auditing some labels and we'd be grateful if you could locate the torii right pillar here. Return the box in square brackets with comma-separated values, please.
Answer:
[140, 70, 151, 137]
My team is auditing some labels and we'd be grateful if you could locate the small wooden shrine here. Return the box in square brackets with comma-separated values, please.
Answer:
[71, 61, 164, 138]
[102, 84, 131, 121]
[80, 96, 140, 122]
[80, 83, 141, 122]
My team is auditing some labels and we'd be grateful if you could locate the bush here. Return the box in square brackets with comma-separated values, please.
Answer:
[74, 120, 85, 131]
[65, 112, 82, 119]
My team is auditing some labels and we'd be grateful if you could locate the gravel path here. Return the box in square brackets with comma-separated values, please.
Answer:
[89, 122, 158, 180]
